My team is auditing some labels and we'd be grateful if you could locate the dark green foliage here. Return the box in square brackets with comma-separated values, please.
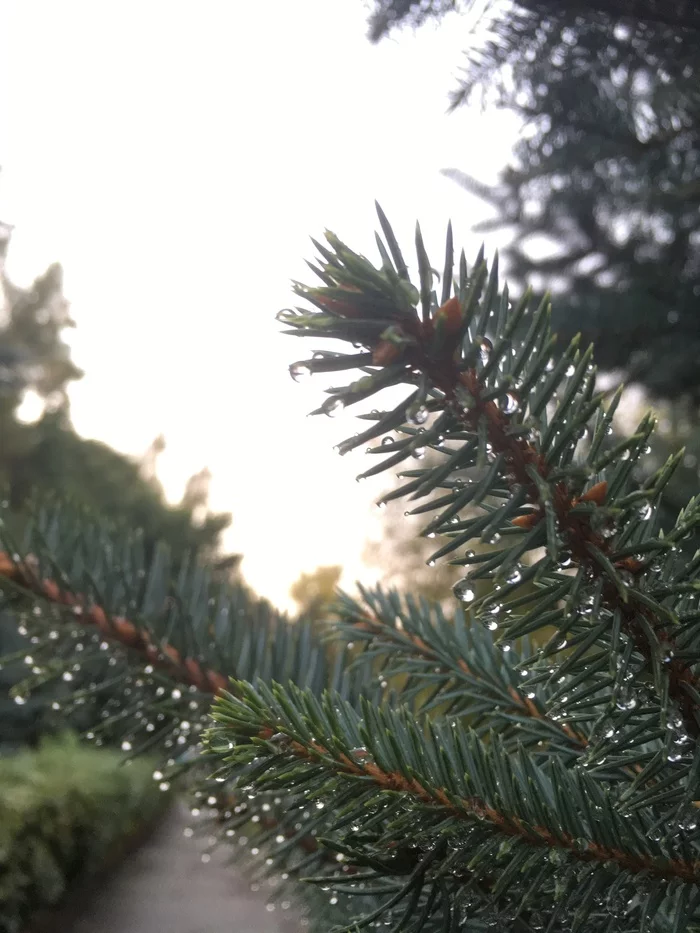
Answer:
[0, 229, 241, 748]
[366, 0, 461, 43]
[7, 210, 700, 930]
[372, 0, 700, 403]
[0, 733, 168, 933]
[12, 412, 237, 574]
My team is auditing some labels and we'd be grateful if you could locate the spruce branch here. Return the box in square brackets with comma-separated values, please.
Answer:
[208, 681, 700, 930]
[0, 548, 229, 693]
[333, 584, 588, 753]
[282, 206, 700, 751]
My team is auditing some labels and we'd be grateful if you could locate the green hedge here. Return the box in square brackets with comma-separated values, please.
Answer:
[0, 734, 170, 933]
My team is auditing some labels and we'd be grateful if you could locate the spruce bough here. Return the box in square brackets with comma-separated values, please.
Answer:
[2, 205, 700, 931]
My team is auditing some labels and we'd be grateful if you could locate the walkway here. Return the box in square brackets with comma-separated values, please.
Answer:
[67, 800, 300, 933]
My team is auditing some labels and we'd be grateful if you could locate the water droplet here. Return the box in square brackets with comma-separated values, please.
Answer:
[565, 364, 575, 377]
[172, 688, 182, 700]
[14, 694, 27, 705]
[121, 740, 132, 751]
[159, 781, 170, 791]
[486, 619, 498, 631]
[638, 503, 652, 521]
[479, 337, 493, 362]
[323, 398, 344, 418]
[412, 447, 425, 460]
[381, 436, 393, 446]
[62, 671, 73, 682]
[153, 770, 163, 781]
[408, 405, 429, 425]
[505, 567, 522, 584]
[453, 578, 475, 603]
[500, 392, 520, 415]
[289, 362, 311, 382]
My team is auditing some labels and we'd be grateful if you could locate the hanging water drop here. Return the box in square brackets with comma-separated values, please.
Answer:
[412, 447, 425, 460]
[323, 398, 344, 418]
[381, 436, 393, 446]
[453, 578, 475, 603]
[289, 362, 311, 382]
[500, 392, 520, 415]
[479, 337, 493, 363]
[638, 502, 652, 521]
[408, 405, 429, 425]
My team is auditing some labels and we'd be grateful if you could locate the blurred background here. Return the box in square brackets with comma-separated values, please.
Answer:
[0, 0, 523, 617]
[0, 0, 697, 928]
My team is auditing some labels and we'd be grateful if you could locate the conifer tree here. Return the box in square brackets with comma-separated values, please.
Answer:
[4, 206, 700, 931]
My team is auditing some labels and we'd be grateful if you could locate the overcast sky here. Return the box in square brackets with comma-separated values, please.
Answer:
[0, 0, 522, 612]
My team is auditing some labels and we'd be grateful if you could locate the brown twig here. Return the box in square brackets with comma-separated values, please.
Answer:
[383, 302, 700, 739]
[255, 726, 700, 885]
[350, 612, 588, 748]
[0, 551, 228, 695]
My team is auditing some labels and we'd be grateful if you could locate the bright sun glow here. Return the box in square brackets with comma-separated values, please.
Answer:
[0, 0, 521, 613]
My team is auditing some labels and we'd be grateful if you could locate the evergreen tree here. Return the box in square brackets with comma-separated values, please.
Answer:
[5, 207, 700, 931]
[369, 0, 700, 563]
[0, 222, 241, 748]
[369, 1, 700, 403]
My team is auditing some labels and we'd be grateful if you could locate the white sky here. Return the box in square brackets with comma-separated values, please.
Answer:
[0, 0, 522, 613]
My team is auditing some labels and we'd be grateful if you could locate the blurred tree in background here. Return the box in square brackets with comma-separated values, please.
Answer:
[0, 223, 244, 747]
[368, 0, 699, 400]
[289, 564, 343, 621]
[366, 0, 700, 554]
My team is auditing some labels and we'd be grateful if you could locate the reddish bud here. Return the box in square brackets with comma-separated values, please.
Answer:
[512, 512, 540, 529]
[579, 481, 608, 506]
[372, 341, 401, 365]
[434, 296, 462, 335]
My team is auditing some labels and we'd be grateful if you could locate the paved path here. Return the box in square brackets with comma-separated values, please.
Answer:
[67, 801, 300, 933]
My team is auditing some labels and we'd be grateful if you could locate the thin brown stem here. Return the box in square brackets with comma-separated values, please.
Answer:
[254, 726, 700, 885]
[0, 551, 227, 694]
